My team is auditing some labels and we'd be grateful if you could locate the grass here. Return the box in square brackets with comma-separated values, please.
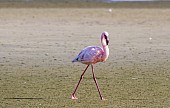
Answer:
[0, 62, 170, 107]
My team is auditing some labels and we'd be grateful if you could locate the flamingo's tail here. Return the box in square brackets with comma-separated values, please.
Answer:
[72, 57, 78, 63]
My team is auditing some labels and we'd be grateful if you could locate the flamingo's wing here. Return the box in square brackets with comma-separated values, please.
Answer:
[72, 46, 103, 64]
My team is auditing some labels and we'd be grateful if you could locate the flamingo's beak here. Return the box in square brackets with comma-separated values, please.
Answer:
[104, 35, 109, 45]
[106, 39, 109, 45]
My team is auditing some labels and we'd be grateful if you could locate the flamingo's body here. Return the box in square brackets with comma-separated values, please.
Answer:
[72, 46, 104, 64]
[71, 31, 109, 100]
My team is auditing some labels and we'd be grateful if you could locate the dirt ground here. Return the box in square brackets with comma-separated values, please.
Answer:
[0, 7, 170, 107]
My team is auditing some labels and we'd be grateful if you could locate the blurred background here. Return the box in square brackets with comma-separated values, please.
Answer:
[0, 0, 170, 8]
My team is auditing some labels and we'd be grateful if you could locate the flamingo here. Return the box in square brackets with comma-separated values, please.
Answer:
[71, 31, 109, 100]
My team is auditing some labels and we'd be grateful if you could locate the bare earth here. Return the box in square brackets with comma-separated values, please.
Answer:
[0, 8, 170, 107]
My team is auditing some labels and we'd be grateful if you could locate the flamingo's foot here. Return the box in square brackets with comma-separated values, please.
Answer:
[71, 94, 78, 100]
[101, 97, 107, 101]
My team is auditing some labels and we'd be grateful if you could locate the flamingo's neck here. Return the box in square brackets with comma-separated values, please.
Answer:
[100, 32, 109, 62]
[102, 45, 109, 61]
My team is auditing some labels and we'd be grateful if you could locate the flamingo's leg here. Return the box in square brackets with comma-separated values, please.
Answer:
[91, 65, 105, 100]
[71, 65, 90, 100]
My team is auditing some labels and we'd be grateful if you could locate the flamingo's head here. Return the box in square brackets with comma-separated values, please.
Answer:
[101, 31, 109, 46]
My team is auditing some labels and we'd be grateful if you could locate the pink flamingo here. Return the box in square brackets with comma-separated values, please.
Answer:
[71, 31, 109, 100]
